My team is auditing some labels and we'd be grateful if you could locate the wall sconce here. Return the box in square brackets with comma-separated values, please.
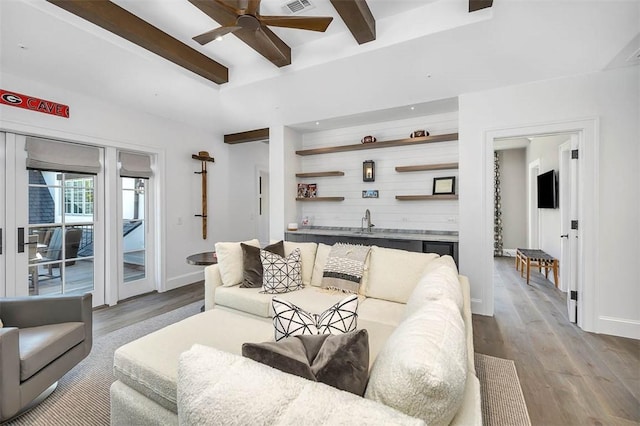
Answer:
[363, 160, 375, 182]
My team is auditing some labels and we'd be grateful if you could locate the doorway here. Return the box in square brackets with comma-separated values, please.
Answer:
[257, 169, 270, 245]
[492, 129, 585, 326]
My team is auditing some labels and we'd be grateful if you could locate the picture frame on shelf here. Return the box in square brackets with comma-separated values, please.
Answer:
[433, 176, 456, 195]
[362, 190, 379, 198]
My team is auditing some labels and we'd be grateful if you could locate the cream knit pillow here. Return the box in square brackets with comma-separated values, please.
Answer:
[365, 299, 467, 425]
[215, 239, 260, 287]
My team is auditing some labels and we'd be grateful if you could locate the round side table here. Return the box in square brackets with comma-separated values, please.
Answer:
[186, 251, 217, 266]
[186, 251, 217, 311]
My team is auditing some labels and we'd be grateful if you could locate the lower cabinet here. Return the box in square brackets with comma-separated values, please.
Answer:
[285, 232, 458, 266]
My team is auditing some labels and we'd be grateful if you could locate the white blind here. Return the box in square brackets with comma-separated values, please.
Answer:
[119, 151, 153, 178]
[26, 137, 101, 175]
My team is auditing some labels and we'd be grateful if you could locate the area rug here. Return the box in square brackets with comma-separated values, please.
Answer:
[9, 308, 530, 426]
[475, 353, 532, 426]
[7, 301, 202, 426]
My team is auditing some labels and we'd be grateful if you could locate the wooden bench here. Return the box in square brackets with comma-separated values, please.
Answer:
[515, 248, 559, 287]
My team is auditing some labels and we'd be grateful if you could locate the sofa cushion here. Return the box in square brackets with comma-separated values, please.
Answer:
[260, 248, 303, 294]
[359, 297, 405, 327]
[365, 299, 467, 426]
[113, 309, 273, 413]
[215, 286, 272, 317]
[365, 246, 439, 303]
[272, 295, 358, 341]
[242, 329, 369, 396]
[19, 322, 85, 381]
[215, 239, 260, 287]
[283, 241, 318, 286]
[178, 345, 426, 426]
[310, 243, 331, 287]
[404, 263, 464, 320]
[422, 255, 458, 275]
[240, 241, 284, 288]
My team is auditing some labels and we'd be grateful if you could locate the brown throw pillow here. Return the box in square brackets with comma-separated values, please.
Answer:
[242, 329, 369, 396]
[240, 241, 285, 288]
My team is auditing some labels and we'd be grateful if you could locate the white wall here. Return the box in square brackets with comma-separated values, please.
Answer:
[459, 65, 640, 339]
[527, 136, 568, 261]
[0, 71, 247, 295]
[497, 149, 527, 251]
[297, 113, 459, 231]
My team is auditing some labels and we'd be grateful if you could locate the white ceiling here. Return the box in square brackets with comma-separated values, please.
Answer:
[0, 0, 638, 135]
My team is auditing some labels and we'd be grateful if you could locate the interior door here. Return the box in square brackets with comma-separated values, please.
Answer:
[566, 136, 580, 323]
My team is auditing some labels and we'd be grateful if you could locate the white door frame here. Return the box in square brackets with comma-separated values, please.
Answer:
[0, 133, 6, 297]
[484, 118, 598, 332]
[527, 159, 541, 249]
[257, 168, 270, 246]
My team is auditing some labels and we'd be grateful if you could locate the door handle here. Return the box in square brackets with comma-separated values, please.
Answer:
[17, 227, 37, 253]
[560, 234, 569, 239]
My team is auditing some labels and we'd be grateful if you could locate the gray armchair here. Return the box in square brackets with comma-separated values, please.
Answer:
[0, 293, 92, 422]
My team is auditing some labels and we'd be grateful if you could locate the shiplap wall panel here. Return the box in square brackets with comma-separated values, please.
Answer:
[297, 113, 459, 231]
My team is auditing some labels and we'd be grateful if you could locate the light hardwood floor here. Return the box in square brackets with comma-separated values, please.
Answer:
[92, 262, 639, 425]
[92, 281, 204, 338]
[474, 256, 640, 426]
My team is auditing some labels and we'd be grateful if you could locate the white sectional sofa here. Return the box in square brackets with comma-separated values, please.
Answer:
[110, 241, 481, 425]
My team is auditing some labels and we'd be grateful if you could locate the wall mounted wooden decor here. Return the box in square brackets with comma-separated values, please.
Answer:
[192, 151, 215, 239]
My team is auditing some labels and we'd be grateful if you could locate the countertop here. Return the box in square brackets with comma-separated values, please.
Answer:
[284, 227, 458, 243]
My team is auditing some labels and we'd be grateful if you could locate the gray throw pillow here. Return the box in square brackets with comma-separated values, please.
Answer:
[242, 329, 369, 396]
[240, 240, 285, 288]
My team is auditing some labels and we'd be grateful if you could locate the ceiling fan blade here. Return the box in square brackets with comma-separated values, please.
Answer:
[193, 25, 241, 45]
[248, 26, 288, 62]
[245, 0, 260, 15]
[212, 0, 242, 16]
[259, 15, 333, 32]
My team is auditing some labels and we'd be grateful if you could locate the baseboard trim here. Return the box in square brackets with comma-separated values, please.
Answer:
[164, 271, 203, 292]
[597, 316, 640, 340]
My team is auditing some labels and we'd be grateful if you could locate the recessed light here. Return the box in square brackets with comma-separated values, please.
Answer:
[410, 106, 415, 110]
[315, 121, 320, 126]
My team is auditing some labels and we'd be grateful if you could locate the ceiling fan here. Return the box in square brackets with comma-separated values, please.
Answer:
[192, 0, 333, 48]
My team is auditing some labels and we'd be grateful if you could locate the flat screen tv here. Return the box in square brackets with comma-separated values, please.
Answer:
[537, 170, 558, 209]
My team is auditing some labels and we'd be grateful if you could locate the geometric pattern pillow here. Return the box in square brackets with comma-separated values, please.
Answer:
[260, 248, 303, 294]
[272, 295, 358, 341]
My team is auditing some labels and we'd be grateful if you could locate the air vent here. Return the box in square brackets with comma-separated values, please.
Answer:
[282, 0, 315, 15]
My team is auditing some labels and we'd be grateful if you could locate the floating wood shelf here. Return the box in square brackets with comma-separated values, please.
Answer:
[296, 197, 345, 202]
[296, 171, 345, 178]
[296, 133, 459, 156]
[395, 194, 459, 201]
[395, 162, 459, 173]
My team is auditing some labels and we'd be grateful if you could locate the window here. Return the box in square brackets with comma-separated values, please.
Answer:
[64, 178, 94, 216]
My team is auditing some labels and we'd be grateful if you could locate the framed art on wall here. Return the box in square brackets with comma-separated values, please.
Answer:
[433, 176, 456, 195]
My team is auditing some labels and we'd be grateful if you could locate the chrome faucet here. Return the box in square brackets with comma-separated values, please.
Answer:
[361, 209, 375, 233]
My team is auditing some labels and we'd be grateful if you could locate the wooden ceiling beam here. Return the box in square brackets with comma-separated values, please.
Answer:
[329, 0, 375, 45]
[46, 0, 228, 84]
[224, 128, 269, 144]
[189, 0, 291, 68]
[469, 0, 494, 13]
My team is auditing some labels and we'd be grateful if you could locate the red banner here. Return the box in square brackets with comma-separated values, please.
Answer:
[0, 89, 69, 118]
